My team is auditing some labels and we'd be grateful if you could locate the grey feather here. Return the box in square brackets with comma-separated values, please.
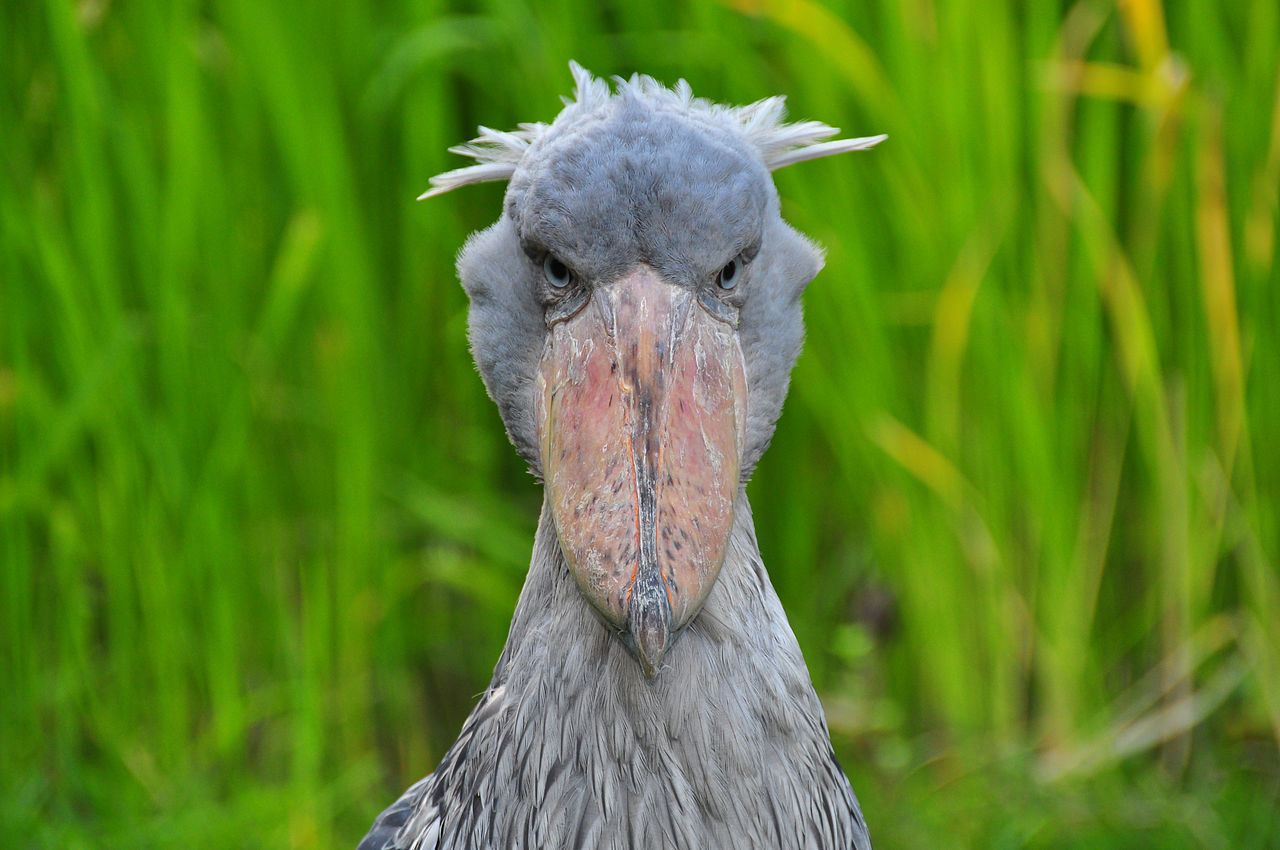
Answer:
[364, 501, 870, 850]
[362, 63, 878, 849]
[419, 62, 884, 200]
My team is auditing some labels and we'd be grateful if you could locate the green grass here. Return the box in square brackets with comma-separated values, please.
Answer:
[3, 0, 1278, 846]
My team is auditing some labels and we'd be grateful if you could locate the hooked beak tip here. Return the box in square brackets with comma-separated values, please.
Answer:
[629, 580, 673, 680]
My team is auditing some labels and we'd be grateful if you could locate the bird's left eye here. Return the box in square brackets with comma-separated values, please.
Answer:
[717, 258, 740, 290]
[543, 254, 572, 289]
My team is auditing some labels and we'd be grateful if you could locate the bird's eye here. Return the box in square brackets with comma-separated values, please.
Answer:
[717, 258, 739, 290]
[543, 254, 571, 289]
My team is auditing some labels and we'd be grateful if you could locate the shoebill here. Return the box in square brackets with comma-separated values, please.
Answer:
[360, 63, 884, 850]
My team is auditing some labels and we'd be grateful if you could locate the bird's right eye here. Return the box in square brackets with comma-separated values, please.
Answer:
[543, 254, 572, 289]
[717, 258, 740, 289]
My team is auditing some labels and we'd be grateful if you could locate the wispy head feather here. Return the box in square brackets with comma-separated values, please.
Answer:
[420, 61, 885, 199]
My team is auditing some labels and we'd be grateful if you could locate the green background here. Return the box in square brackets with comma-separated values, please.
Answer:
[3, 0, 1279, 846]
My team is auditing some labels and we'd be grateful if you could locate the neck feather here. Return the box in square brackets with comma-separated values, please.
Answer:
[413, 492, 867, 849]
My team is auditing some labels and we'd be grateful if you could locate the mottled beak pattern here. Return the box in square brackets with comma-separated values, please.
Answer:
[536, 266, 748, 677]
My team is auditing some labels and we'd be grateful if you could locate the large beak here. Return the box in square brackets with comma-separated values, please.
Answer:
[535, 265, 748, 678]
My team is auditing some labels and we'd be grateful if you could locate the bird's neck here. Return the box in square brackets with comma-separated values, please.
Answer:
[453, 492, 858, 847]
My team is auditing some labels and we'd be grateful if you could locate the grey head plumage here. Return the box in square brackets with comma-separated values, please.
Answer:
[360, 63, 882, 850]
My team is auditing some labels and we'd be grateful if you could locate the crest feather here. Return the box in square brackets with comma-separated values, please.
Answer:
[419, 62, 884, 199]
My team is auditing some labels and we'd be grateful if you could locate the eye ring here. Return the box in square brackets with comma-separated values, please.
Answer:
[717, 258, 740, 290]
[543, 254, 572, 289]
